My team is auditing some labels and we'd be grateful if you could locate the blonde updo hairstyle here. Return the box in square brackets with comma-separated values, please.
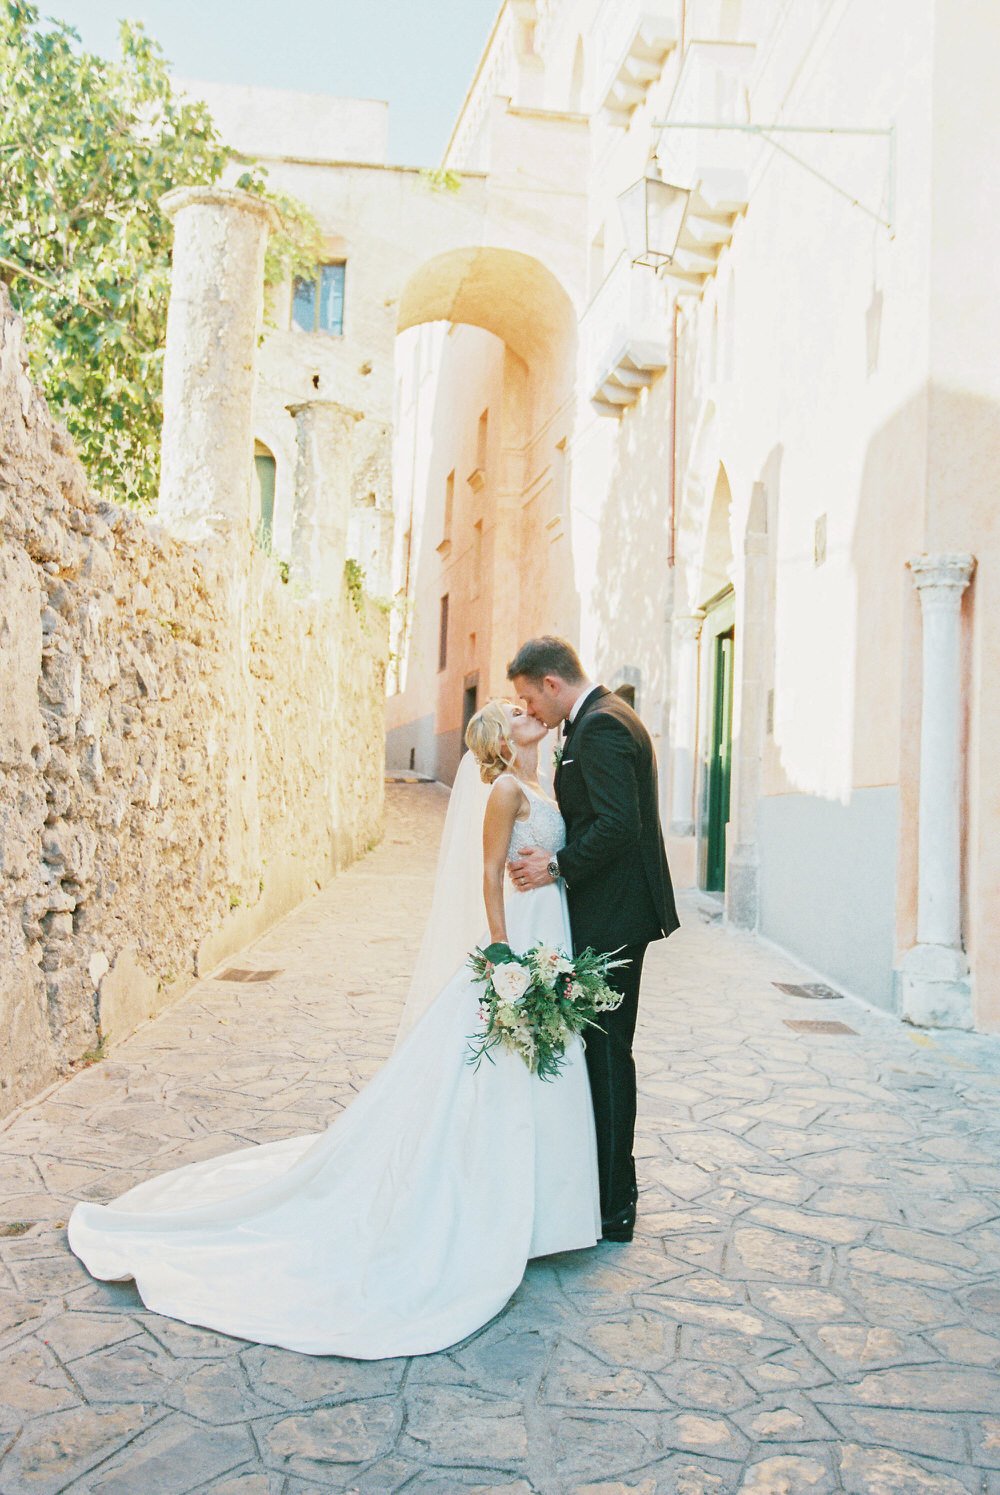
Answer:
[465, 699, 515, 784]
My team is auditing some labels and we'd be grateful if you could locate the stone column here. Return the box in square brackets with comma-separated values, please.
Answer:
[287, 400, 361, 598]
[897, 552, 976, 1028]
[347, 418, 394, 598]
[669, 612, 705, 836]
[348, 503, 395, 599]
[158, 186, 278, 544]
[727, 495, 769, 929]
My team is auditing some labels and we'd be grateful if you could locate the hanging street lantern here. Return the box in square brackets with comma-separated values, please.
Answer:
[617, 173, 691, 269]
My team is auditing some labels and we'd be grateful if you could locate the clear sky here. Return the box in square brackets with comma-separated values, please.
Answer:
[39, 0, 502, 166]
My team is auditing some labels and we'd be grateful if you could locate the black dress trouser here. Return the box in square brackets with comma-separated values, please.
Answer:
[582, 940, 648, 1219]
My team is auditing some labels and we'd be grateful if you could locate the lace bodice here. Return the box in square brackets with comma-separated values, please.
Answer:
[507, 782, 566, 860]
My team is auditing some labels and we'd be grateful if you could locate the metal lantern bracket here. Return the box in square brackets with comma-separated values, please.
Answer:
[652, 120, 897, 238]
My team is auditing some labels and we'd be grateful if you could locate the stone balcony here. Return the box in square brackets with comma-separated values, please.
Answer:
[596, 6, 681, 127]
[653, 40, 756, 292]
[582, 251, 671, 416]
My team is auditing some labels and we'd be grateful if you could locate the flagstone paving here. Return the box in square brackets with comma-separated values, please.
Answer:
[2, 781, 1000, 1493]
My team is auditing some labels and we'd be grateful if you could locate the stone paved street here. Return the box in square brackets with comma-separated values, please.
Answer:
[3, 783, 1000, 1493]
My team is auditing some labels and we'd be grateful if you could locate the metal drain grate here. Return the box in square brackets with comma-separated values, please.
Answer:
[784, 1019, 858, 1035]
[218, 968, 283, 983]
[774, 982, 844, 1001]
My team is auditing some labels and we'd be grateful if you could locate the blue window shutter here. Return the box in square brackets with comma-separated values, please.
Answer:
[318, 263, 346, 335]
[292, 275, 316, 332]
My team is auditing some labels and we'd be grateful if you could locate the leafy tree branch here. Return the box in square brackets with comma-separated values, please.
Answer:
[0, 2, 321, 508]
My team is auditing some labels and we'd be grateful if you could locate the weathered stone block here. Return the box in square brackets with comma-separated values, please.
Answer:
[0, 280, 386, 1116]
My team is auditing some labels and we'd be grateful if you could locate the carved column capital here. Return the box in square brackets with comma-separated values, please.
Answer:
[907, 553, 976, 599]
[160, 184, 281, 234]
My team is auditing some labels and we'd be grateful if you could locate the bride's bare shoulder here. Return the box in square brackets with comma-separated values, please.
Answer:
[487, 773, 529, 816]
[488, 772, 525, 801]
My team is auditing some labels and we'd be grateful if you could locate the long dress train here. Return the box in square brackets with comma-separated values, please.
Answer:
[68, 783, 600, 1358]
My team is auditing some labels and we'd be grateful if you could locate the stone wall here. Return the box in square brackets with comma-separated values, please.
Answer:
[0, 289, 386, 1118]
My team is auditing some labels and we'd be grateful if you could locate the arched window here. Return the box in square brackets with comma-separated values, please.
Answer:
[253, 441, 276, 551]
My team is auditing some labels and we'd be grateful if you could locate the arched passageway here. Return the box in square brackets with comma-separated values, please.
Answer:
[396, 246, 576, 381]
[386, 246, 579, 782]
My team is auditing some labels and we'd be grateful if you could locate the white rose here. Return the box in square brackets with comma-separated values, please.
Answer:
[492, 960, 531, 1004]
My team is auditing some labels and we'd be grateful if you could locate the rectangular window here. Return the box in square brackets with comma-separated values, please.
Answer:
[472, 519, 483, 598]
[318, 263, 345, 334]
[291, 276, 315, 332]
[443, 469, 455, 541]
[469, 410, 489, 493]
[476, 409, 489, 471]
[461, 671, 479, 750]
[291, 262, 346, 335]
[438, 594, 449, 672]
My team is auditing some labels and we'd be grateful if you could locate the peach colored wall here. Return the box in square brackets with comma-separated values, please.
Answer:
[386, 321, 578, 783]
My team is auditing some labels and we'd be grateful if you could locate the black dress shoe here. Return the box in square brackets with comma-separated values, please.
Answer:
[601, 1204, 636, 1243]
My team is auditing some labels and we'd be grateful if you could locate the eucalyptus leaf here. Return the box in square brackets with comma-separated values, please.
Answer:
[481, 942, 515, 964]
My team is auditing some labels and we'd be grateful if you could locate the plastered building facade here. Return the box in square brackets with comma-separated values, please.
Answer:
[185, 0, 1000, 1033]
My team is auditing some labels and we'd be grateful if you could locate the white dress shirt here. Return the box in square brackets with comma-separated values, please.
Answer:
[567, 683, 599, 726]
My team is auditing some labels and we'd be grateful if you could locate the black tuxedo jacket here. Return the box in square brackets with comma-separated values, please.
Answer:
[554, 686, 679, 954]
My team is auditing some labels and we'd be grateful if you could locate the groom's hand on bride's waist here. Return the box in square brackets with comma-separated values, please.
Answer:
[508, 846, 556, 891]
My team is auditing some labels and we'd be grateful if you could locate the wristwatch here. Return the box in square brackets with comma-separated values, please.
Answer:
[547, 857, 562, 885]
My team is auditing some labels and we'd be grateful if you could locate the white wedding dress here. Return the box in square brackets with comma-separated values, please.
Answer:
[68, 780, 600, 1358]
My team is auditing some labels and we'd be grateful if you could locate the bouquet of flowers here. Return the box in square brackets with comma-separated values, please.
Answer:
[467, 941, 629, 1079]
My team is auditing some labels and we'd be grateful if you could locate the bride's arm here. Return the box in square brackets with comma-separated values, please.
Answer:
[481, 777, 524, 944]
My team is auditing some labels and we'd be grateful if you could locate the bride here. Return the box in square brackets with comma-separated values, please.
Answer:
[68, 701, 601, 1359]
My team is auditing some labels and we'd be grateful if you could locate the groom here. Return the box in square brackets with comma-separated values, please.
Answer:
[507, 636, 679, 1242]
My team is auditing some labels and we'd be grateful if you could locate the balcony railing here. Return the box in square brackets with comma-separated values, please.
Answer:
[581, 252, 671, 416]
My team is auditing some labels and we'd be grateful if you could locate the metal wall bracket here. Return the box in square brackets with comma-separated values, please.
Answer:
[652, 120, 897, 238]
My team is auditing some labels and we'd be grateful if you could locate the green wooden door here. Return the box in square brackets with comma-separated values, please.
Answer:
[697, 586, 735, 894]
[706, 627, 735, 891]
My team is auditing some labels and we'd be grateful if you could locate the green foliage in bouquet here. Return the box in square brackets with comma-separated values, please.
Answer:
[467, 942, 630, 1080]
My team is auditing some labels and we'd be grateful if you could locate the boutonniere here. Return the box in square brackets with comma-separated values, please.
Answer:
[553, 743, 564, 770]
